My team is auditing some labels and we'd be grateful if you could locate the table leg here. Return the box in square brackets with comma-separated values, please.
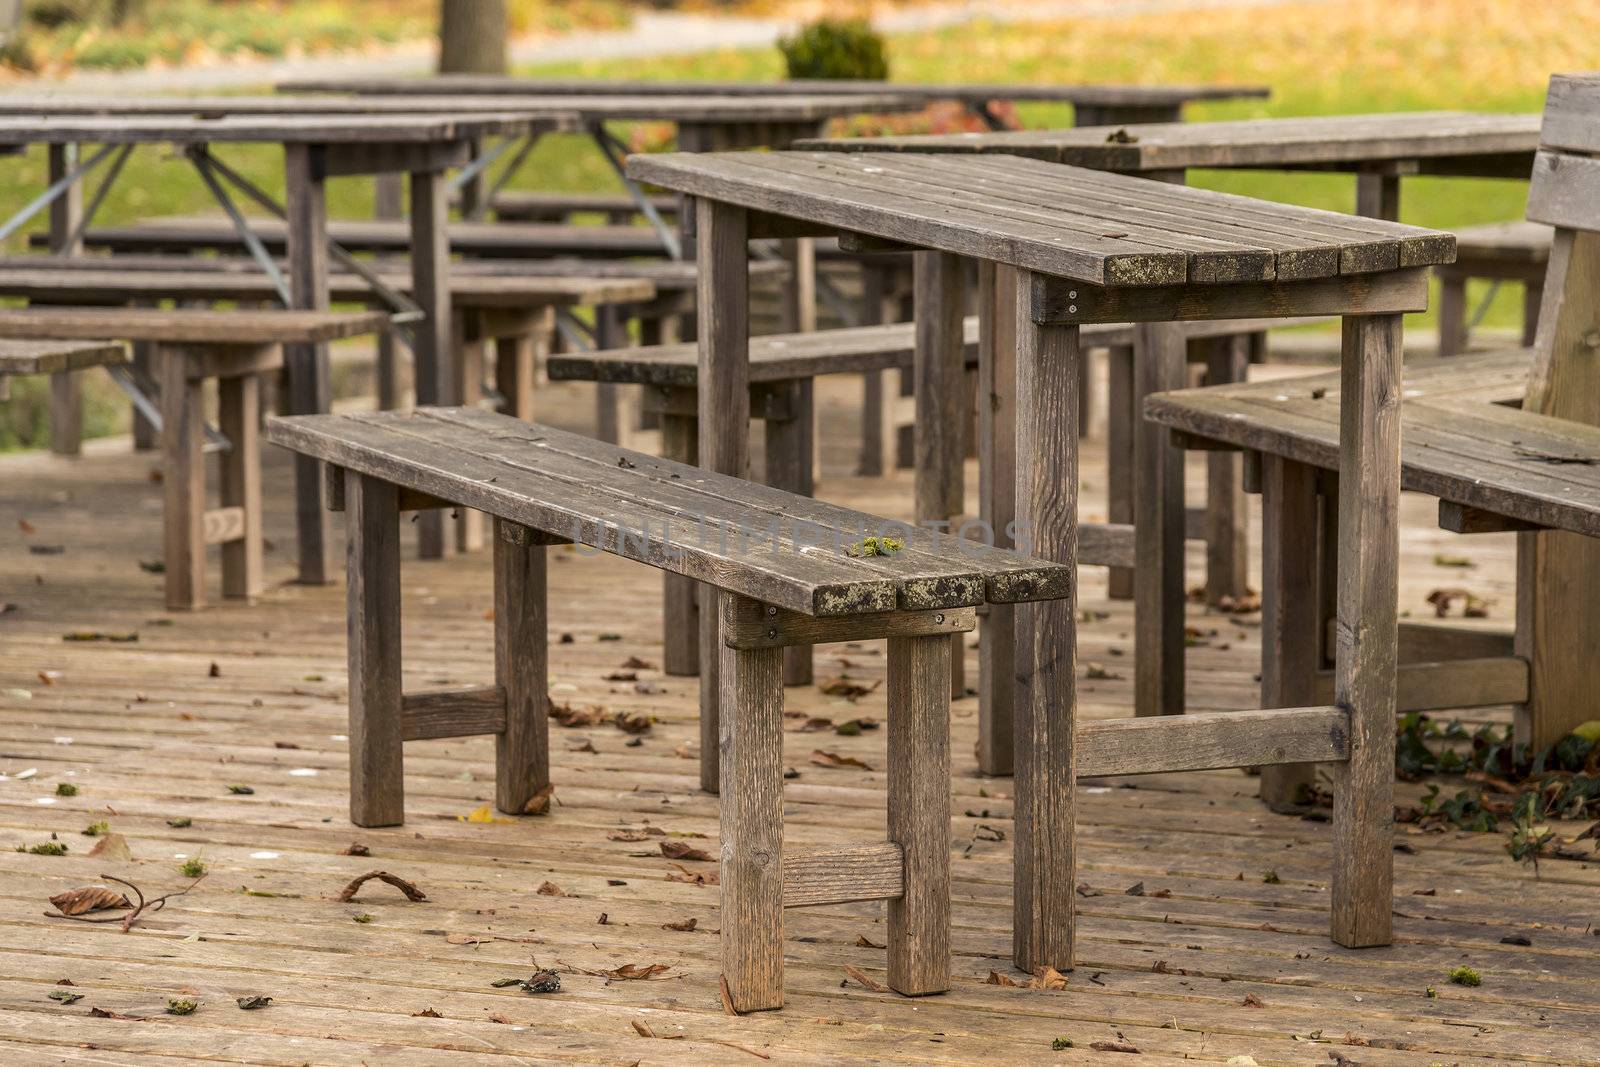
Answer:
[1203, 335, 1250, 606]
[160, 346, 205, 612]
[765, 381, 815, 687]
[218, 372, 263, 601]
[374, 174, 404, 409]
[1010, 269, 1079, 974]
[46, 144, 85, 457]
[858, 261, 902, 477]
[410, 167, 455, 560]
[1258, 455, 1322, 811]
[977, 263, 1016, 776]
[697, 199, 751, 795]
[1355, 171, 1401, 222]
[283, 145, 335, 584]
[1105, 343, 1135, 599]
[914, 251, 968, 698]
[1134, 323, 1187, 717]
[1330, 314, 1400, 949]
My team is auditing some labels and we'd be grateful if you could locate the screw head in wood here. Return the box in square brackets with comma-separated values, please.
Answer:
[766, 628, 778, 639]
[935, 613, 945, 624]
[766, 605, 778, 616]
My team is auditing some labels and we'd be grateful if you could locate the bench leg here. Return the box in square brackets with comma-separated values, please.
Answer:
[1258, 455, 1322, 811]
[160, 348, 205, 612]
[493, 309, 548, 422]
[764, 383, 815, 687]
[218, 373, 264, 600]
[132, 338, 158, 451]
[285, 144, 335, 585]
[1134, 324, 1187, 717]
[49, 371, 83, 457]
[594, 305, 624, 445]
[718, 592, 786, 1012]
[857, 261, 900, 477]
[347, 472, 405, 828]
[887, 633, 951, 996]
[1203, 336, 1251, 607]
[977, 263, 1016, 776]
[660, 412, 701, 677]
[1105, 343, 1136, 600]
[1436, 271, 1468, 357]
[410, 167, 454, 563]
[1330, 314, 1400, 949]
[376, 325, 403, 412]
[495, 520, 549, 814]
[1011, 274, 1079, 973]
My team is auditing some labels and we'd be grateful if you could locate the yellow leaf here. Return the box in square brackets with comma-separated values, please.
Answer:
[459, 804, 513, 825]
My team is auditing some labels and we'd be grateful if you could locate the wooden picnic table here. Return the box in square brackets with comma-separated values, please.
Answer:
[803, 109, 1542, 729]
[810, 111, 1541, 218]
[0, 338, 125, 437]
[0, 110, 558, 577]
[279, 75, 1270, 127]
[625, 146, 1453, 975]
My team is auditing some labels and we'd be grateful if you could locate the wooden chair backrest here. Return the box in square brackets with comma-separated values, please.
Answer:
[1523, 73, 1600, 424]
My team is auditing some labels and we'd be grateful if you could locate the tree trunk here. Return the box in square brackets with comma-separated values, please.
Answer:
[438, 0, 507, 75]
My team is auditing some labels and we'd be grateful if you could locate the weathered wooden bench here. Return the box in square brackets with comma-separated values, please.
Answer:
[0, 260, 653, 459]
[0, 307, 385, 609]
[266, 404, 1074, 1011]
[0, 338, 127, 450]
[1146, 72, 1600, 809]
[1436, 220, 1551, 356]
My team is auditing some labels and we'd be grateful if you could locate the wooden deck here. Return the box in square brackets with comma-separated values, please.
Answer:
[1, 367, 1595, 1066]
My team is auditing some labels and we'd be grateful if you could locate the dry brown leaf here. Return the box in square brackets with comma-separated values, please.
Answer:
[522, 783, 556, 816]
[412, 1007, 442, 1018]
[340, 842, 371, 857]
[854, 935, 885, 949]
[620, 656, 656, 670]
[810, 749, 873, 771]
[1242, 993, 1265, 1007]
[719, 974, 739, 1016]
[613, 712, 653, 734]
[794, 716, 834, 733]
[536, 881, 569, 897]
[87, 1006, 141, 1019]
[662, 917, 698, 932]
[603, 962, 671, 980]
[985, 970, 1021, 987]
[664, 862, 718, 886]
[1030, 967, 1069, 990]
[1090, 1040, 1140, 1053]
[336, 871, 425, 903]
[487, 1013, 513, 1024]
[86, 834, 132, 861]
[444, 933, 490, 946]
[608, 827, 665, 842]
[819, 677, 880, 702]
[49, 885, 132, 917]
[604, 670, 638, 682]
[842, 965, 885, 992]
[660, 840, 713, 862]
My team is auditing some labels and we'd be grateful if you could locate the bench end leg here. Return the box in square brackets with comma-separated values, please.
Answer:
[888, 633, 951, 996]
[347, 472, 405, 828]
[494, 520, 549, 815]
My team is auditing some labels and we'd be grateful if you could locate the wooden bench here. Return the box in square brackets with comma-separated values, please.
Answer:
[0, 338, 127, 450]
[1436, 220, 1551, 356]
[53, 216, 673, 260]
[0, 307, 385, 610]
[0, 260, 654, 458]
[1146, 72, 1600, 807]
[266, 405, 1074, 1012]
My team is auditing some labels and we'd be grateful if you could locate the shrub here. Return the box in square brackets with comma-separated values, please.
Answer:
[778, 17, 887, 81]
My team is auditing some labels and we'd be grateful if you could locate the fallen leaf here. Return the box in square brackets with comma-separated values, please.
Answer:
[608, 827, 665, 842]
[336, 871, 425, 903]
[235, 995, 271, 1010]
[719, 974, 739, 1016]
[843, 965, 885, 992]
[412, 1007, 442, 1017]
[620, 656, 656, 670]
[49, 885, 132, 917]
[488, 1013, 513, 1024]
[1090, 1040, 1140, 1054]
[460, 804, 514, 825]
[986, 970, 1020, 987]
[1242, 993, 1265, 1007]
[605, 670, 638, 682]
[88, 1006, 141, 1019]
[166, 998, 198, 1015]
[1084, 662, 1124, 681]
[810, 749, 873, 771]
[48, 990, 83, 1004]
[819, 677, 880, 702]
[665, 862, 718, 886]
[855, 934, 885, 949]
[340, 843, 371, 857]
[662, 917, 698, 932]
[522, 784, 556, 816]
[601, 963, 671, 981]
[660, 840, 713, 862]
[87, 833, 132, 861]
[536, 881, 569, 897]
[1030, 967, 1069, 990]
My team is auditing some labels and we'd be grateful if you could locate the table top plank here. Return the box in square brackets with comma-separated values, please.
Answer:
[804, 112, 1541, 172]
[0, 337, 127, 376]
[628, 150, 1454, 286]
[0, 93, 920, 125]
[0, 113, 548, 146]
[277, 75, 1270, 108]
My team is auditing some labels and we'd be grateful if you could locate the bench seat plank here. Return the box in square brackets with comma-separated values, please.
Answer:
[1146, 348, 1600, 536]
[0, 267, 654, 309]
[0, 337, 126, 376]
[0, 307, 387, 344]
[268, 407, 1072, 615]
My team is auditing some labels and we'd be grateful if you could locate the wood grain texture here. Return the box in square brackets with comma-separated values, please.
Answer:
[399, 686, 507, 741]
[1078, 705, 1348, 778]
[913, 250, 967, 526]
[284, 142, 335, 587]
[1312, 656, 1527, 712]
[1133, 322, 1187, 718]
[782, 843, 904, 908]
[724, 601, 973, 650]
[345, 471, 404, 828]
[697, 199, 750, 795]
[1203, 335, 1250, 605]
[887, 633, 951, 996]
[494, 520, 550, 814]
[410, 167, 454, 562]
[218, 373, 264, 600]
[1010, 271, 1078, 974]
[977, 262, 1017, 777]
[1105, 342, 1136, 599]
[159, 345, 205, 611]
[718, 593, 786, 1012]
[1258, 456, 1324, 810]
[1538, 72, 1600, 153]
[1330, 313, 1402, 949]
[658, 412, 701, 677]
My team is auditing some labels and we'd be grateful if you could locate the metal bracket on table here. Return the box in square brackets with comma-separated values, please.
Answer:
[187, 147, 425, 345]
[554, 308, 597, 352]
[589, 122, 681, 260]
[106, 362, 229, 453]
[0, 142, 122, 246]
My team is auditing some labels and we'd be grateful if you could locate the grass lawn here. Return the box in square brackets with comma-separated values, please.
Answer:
[1, 0, 1595, 447]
